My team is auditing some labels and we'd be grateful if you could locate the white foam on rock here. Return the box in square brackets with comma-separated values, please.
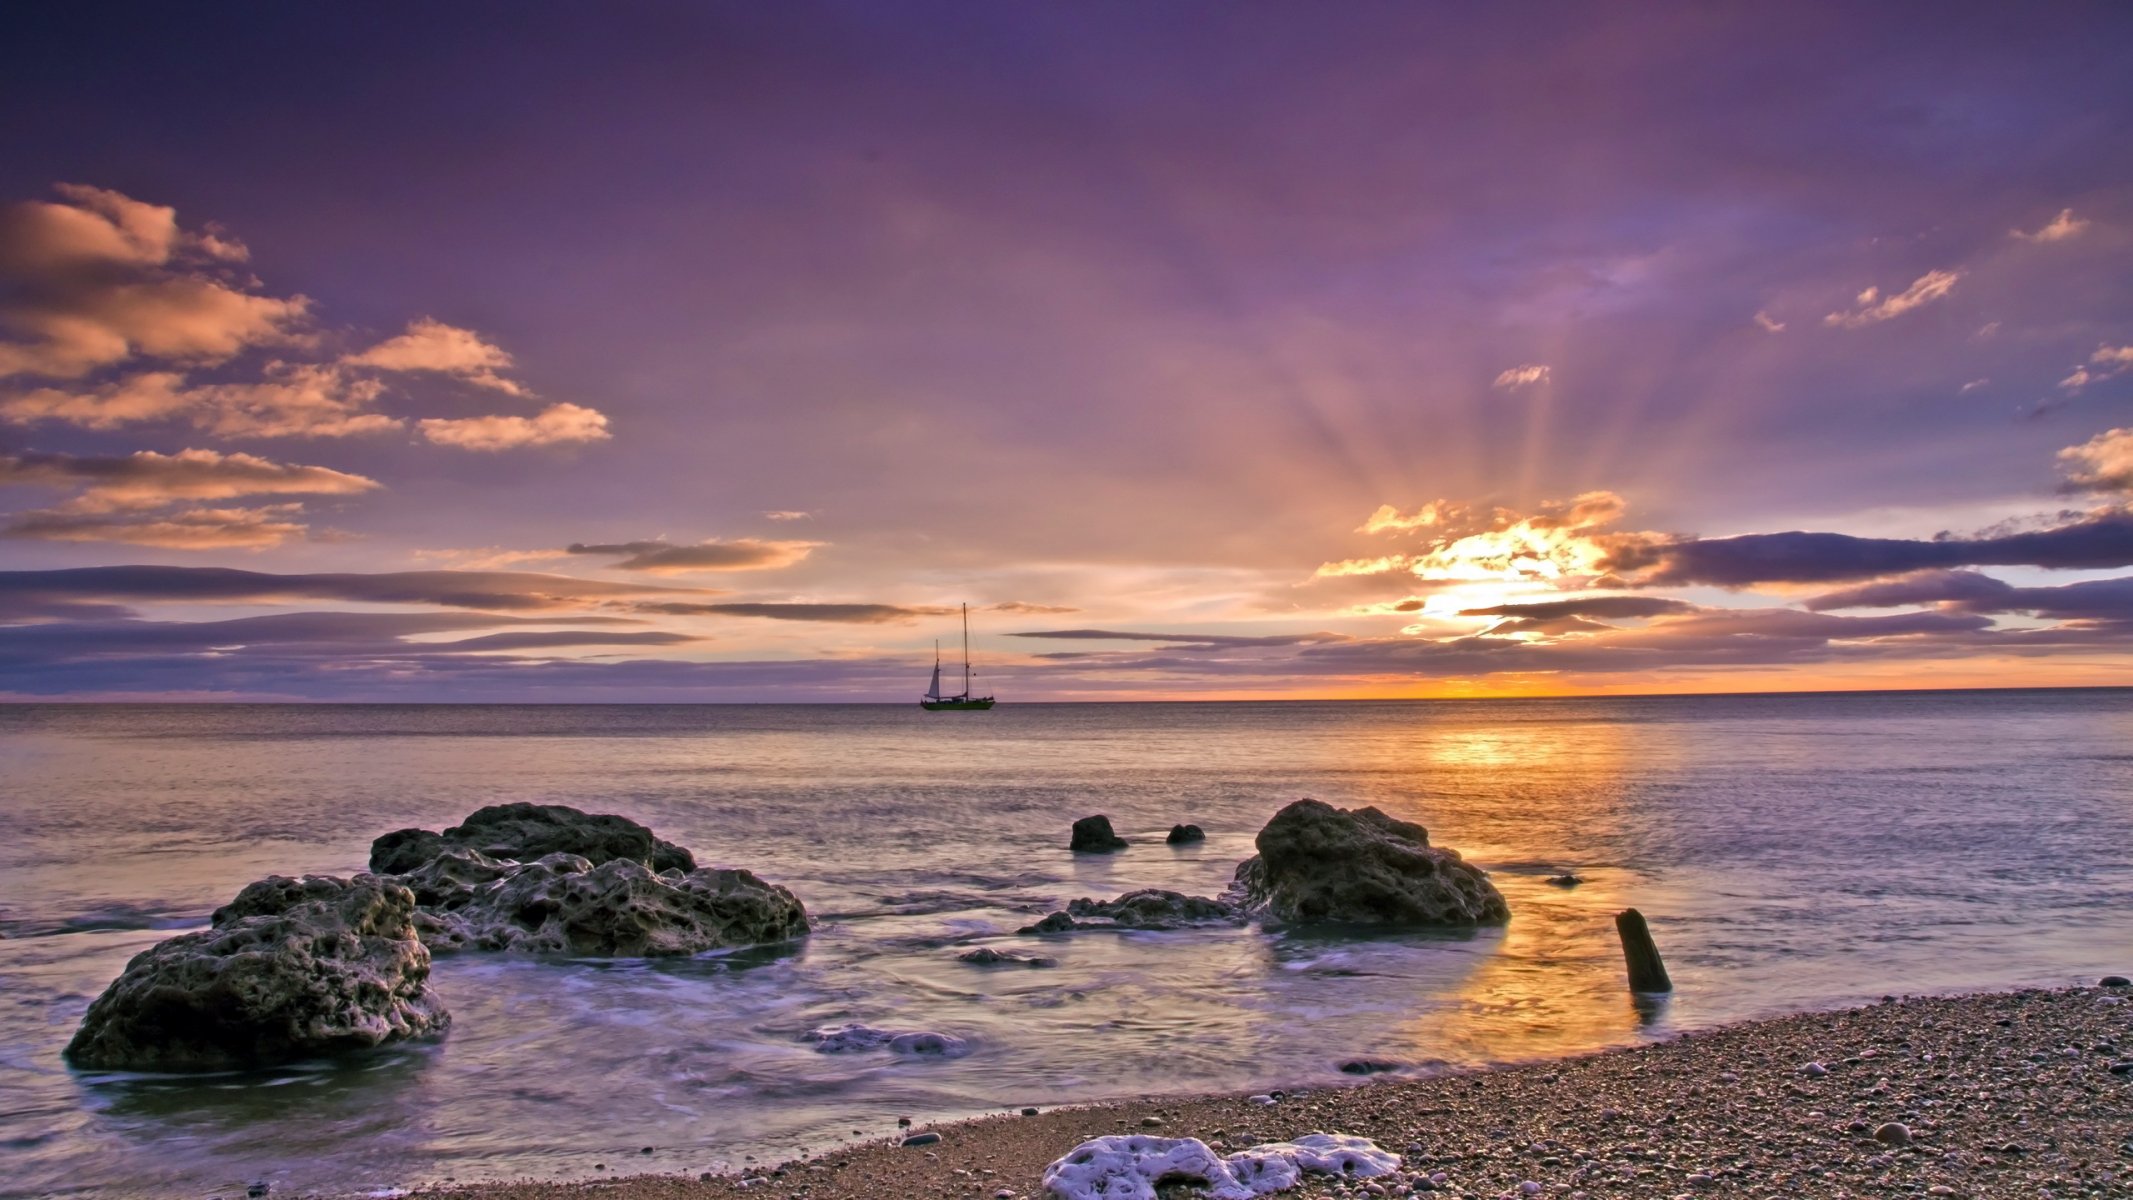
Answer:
[1041, 1132, 1399, 1200]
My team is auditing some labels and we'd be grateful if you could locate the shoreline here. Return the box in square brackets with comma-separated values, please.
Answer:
[415, 983, 2132, 1199]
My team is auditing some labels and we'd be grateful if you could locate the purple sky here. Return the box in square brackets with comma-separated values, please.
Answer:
[2, 2, 2131, 699]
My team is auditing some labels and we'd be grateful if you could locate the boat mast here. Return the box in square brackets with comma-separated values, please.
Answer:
[961, 602, 972, 697]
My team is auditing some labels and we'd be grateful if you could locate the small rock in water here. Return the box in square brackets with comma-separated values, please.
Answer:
[1339, 1058, 1401, 1075]
[1069, 815, 1129, 853]
[2102, 975, 2131, 987]
[1165, 823, 1205, 845]
[897, 1116, 912, 1126]
[639, 1145, 653, 1154]
[1021, 1107, 1040, 1116]
[1545, 873, 1582, 887]
[901, 1131, 942, 1147]
[246, 1185, 268, 1199]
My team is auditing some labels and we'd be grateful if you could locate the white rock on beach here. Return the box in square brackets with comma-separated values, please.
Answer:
[1041, 1132, 1399, 1200]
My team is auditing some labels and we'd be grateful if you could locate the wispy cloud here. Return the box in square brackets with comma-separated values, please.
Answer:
[1753, 310, 1786, 333]
[2058, 345, 2133, 393]
[1823, 269, 1961, 328]
[1491, 363, 1550, 390]
[2010, 208, 2089, 243]
[2057, 427, 2133, 494]
[565, 537, 818, 572]
[0, 448, 380, 547]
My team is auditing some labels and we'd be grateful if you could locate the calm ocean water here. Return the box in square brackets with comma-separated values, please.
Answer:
[2, 692, 2130, 1198]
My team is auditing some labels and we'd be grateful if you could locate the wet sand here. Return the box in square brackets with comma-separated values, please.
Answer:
[420, 985, 2131, 1199]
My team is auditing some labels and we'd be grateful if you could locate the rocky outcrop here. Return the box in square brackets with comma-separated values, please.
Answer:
[1019, 889, 1243, 933]
[1166, 823, 1206, 844]
[1069, 814, 1128, 853]
[804, 1023, 971, 1057]
[368, 803, 694, 875]
[405, 851, 808, 956]
[66, 875, 447, 1071]
[1231, 799, 1507, 927]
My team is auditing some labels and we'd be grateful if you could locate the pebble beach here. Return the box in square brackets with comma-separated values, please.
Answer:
[424, 985, 2133, 1200]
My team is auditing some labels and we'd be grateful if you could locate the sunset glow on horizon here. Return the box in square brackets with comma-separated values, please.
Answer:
[3, 4, 2132, 702]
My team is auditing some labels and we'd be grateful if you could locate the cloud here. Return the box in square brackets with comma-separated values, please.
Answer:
[1806, 569, 2133, 625]
[1753, 310, 1786, 333]
[989, 601, 1079, 614]
[0, 363, 401, 438]
[1491, 363, 1550, 390]
[1823, 269, 1961, 328]
[2011, 208, 2090, 243]
[1602, 509, 2133, 587]
[0, 448, 378, 510]
[565, 537, 818, 572]
[1009, 628, 1346, 648]
[2057, 427, 2133, 494]
[763, 510, 812, 521]
[418, 402, 610, 450]
[1457, 595, 1696, 621]
[636, 601, 951, 623]
[0, 448, 381, 548]
[2057, 345, 2133, 393]
[345, 318, 526, 395]
[0, 184, 306, 380]
[1321, 491, 1635, 584]
[3, 503, 313, 549]
[0, 564, 706, 613]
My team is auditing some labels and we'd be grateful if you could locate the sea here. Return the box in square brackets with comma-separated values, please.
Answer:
[2, 691, 2130, 1198]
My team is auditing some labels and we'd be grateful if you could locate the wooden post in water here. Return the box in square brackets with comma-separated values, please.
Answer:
[1615, 908, 1673, 993]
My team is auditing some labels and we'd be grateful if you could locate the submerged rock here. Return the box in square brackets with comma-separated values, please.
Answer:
[410, 853, 808, 956]
[957, 946, 1058, 968]
[1166, 823, 1206, 844]
[1069, 814, 1128, 853]
[804, 1023, 971, 1057]
[368, 802, 694, 875]
[1065, 889, 1242, 928]
[1545, 873, 1584, 887]
[66, 875, 447, 1071]
[1231, 799, 1508, 927]
[1042, 1132, 1398, 1200]
[1020, 889, 1243, 934]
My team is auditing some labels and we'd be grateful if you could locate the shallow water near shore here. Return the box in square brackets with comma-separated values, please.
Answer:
[2, 690, 2131, 1198]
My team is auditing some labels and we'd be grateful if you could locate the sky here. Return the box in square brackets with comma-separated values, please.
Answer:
[2, 1, 2131, 701]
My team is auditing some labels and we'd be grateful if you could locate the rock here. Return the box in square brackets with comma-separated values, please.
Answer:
[65, 875, 447, 1070]
[1872, 1121, 1912, 1146]
[901, 1132, 942, 1148]
[1070, 814, 1129, 853]
[804, 1023, 971, 1057]
[1801, 1061, 1829, 1077]
[410, 854, 808, 956]
[1166, 823, 1206, 845]
[1544, 873, 1583, 887]
[1229, 800, 1508, 927]
[368, 802, 695, 875]
[1140, 1116, 1164, 1127]
[1338, 1058, 1401, 1075]
[2101, 975, 2131, 987]
[1063, 889, 1243, 929]
[1018, 911, 1081, 935]
[1022, 1107, 1041, 1116]
[957, 947, 1057, 968]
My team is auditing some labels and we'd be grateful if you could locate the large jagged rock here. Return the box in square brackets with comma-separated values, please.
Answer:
[66, 875, 447, 1071]
[1231, 799, 1507, 927]
[407, 852, 808, 956]
[368, 803, 694, 875]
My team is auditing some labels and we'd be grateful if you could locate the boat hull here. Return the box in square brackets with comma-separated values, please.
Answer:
[920, 697, 996, 711]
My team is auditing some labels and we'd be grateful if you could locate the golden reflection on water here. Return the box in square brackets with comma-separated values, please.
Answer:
[1318, 711, 1675, 1062]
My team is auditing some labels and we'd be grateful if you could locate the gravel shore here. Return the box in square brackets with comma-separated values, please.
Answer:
[423, 985, 2132, 1199]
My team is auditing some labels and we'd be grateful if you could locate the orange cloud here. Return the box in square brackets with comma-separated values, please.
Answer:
[346, 318, 527, 395]
[1823, 269, 1960, 328]
[418, 402, 610, 450]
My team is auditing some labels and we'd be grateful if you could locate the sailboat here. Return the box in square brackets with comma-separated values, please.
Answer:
[921, 603, 995, 711]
